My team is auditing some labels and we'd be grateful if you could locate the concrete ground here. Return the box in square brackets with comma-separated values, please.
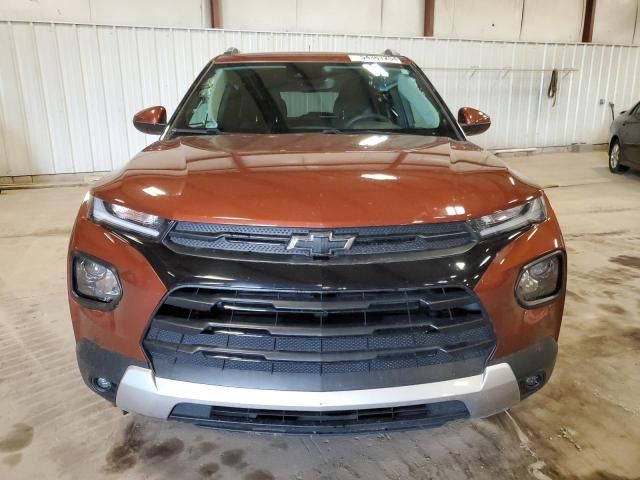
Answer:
[0, 151, 639, 480]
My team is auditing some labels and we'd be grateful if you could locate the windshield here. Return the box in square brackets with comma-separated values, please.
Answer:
[170, 62, 458, 137]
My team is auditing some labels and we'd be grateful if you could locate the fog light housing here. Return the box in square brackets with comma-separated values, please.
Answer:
[525, 375, 543, 389]
[94, 377, 113, 391]
[518, 372, 546, 397]
[516, 252, 563, 307]
[72, 255, 122, 306]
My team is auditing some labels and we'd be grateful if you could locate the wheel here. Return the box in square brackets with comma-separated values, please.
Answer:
[609, 140, 629, 173]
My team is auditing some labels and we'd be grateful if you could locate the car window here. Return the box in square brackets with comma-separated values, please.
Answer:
[397, 73, 440, 128]
[173, 62, 456, 137]
[279, 91, 339, 119]
[629, 101, 640, 117]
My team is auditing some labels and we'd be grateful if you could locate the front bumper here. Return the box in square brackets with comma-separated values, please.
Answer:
[116, 362, 520, 420]
[78, 337, 556, 433]
[69, 198, 565, 433]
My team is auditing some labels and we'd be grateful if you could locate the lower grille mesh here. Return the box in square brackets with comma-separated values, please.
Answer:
[143, 286, 496, 389]
[169, 401, 470, 434]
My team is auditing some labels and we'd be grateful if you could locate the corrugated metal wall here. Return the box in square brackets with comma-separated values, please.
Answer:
[1, 20, 639, 176]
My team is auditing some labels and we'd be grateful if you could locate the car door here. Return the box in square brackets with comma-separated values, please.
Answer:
[619, 103, 640, 165]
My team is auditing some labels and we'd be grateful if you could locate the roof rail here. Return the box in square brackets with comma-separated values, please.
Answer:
[224, 47, 240, 55]
[382, 49, 401, 56]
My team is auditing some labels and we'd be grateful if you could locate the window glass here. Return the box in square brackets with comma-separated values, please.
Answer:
[173, 62, 455, 137]
[279, 91, 339, 118]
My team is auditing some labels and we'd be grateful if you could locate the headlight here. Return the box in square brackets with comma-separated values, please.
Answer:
[72, 255, 122, 305]
[516, 252, 563, 306]
[471, 197, 547, 238]
[91, 197, 167, 238]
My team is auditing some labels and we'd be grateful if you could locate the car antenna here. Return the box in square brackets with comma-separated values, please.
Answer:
[224, 47, 240, 55]
[383, 49, 401, 56]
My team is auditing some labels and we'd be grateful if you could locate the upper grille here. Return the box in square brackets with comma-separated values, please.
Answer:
[143, 286, 496, 390]
[164, 222, 475, 258]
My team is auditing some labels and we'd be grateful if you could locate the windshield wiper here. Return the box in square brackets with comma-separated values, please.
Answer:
[321, 128, 399, 135]
[171, 127, 222, 136]
[322, 128, 400, 135]
[345, 128, 441, 136]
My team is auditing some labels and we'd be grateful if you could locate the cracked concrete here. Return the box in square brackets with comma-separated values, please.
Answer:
[0, 151, 638, 479]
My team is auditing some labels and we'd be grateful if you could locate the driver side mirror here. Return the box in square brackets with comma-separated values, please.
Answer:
[458, 107, 491, 136]
[133, 106, 167, 135]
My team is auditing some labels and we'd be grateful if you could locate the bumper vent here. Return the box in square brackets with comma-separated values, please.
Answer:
[143, 286, 496, 391]
[169, 400, 469, 434]
[164, 222, 475, 259]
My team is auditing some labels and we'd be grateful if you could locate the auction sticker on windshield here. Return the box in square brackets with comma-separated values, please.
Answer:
[348, 54, 402, 64]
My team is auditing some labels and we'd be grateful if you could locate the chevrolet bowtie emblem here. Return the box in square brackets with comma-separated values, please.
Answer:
[286, 232, 356, 256]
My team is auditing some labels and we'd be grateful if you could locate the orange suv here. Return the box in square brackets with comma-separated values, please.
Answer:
[68, 51, 566, 433]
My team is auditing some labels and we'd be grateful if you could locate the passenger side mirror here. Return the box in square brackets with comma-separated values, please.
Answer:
[458, 107, 491, 136]
[133, 106, 167, 135]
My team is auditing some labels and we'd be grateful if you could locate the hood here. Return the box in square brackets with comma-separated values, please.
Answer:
[92, 133, 540, 228]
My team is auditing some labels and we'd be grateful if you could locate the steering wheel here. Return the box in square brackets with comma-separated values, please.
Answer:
[344, 113, 390, 129]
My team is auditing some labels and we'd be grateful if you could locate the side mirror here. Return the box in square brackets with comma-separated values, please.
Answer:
[458, 107, 491, 136]
[133, 106, 167, 135]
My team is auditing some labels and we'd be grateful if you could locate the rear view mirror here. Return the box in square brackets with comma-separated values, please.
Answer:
[133, 106, 167, 135]
[458, 107, 491, 136]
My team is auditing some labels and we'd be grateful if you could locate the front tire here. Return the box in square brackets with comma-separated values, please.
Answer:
[609, 140, 628, 173]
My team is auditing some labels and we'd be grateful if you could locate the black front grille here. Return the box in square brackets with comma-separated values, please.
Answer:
[164, 222, 475, 259]
[169, 401, 469, 434]
[143, 286, 496, 391]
